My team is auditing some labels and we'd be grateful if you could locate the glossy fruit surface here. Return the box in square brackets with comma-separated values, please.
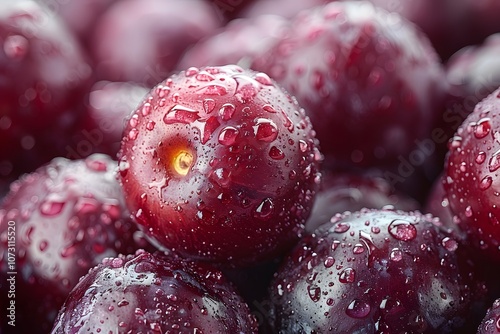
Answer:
[305, 172, 419, 233]
[0, 154, 146, 333]
[252, 1, 448, 172]
[445, 87, 500, 261]
[90, 0, 221, 86]
[51, 250, 259, 334]
[118, 64, 322, 267]
[269, 208, 484, 333]
[477, 299, 500, 334]
[0, 0, 92, 180]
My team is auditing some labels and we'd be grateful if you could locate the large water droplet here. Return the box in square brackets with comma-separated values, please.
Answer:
[254, 118, 278, 142]
[476, 151, 486, 164]
[219, 103, 235, 121]
[441, 237, 458, 252]
[269, 146, 285, 160]
[253, 198, 274, 220]
[141, 103, 152, 116]
[346, 299, 371, 318]
[254, 72, 273, 86]
[480, 175, 493, 190]
[307, 285, 321, 302]
[474, 118, 491, 139]
[333, 222, 350, 233]
[465, 206, 473, 217]
[198, 84, 227, 96]
[390, 248, 403, 261]
[218, 126, 239, 146]
[203, 99, 216, 114]
[164, 105, 200, 124]
[339, 268, 356, 283]
[489, 152, 500, 172]
[185, 67, 199, 76]
[195, 71, 215, 82]
[40, 199, 65, 216]
[324, 256, 335, 268]
[128, 128, 138, 140]
[388, 219, 417, 241]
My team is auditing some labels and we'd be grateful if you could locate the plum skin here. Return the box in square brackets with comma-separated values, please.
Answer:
[118, 65, 322, 267]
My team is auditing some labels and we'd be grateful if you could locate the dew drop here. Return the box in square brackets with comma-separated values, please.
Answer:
[253, 198, 274, 220]
[441, 237, 458, 252]
[185, 67, 199, 76]
[390, 248, 403, 261]
[388, 219, 417, 241]
[117, 300, 129, 307]
[129, 115, 139, 128]
[339, 268, 356, 283]
[40, 200, 65, 216]
[474, 118, 491, 139]
[353, 244, 365, 254]
[307, 285, 321, 302]
[218, 126, 239, 146]
[346, 299, 371, 318]
[39, 240, 48, 252]
[489, 212, 500, 225]
[155, 85, 170, 98]
[164, 105, 200, 124]
[324, 256, 335, 268]
[146, 121, 156, 131]
[489, 152, 500, 172]
[480, 175, 493, 190]
[128, 128, 139, 140]
[219, 103, 235, 121]
[203, 99, 216, 114]
[254, 72, 273, 86]
[195, 71, 215, 82]
[465, 206, 473, 218]
[199, 84, 227, 96]
[75, 197, 99, 214]
[333, 222, 350, 233]
[141, 103, 152, 116]
[263, 104, 276, 113]
[269, 146, 285, 160]
[476, 151, 486, 164]
[254, 118, 278, 142]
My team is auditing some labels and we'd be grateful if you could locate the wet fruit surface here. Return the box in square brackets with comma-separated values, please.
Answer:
[445, 87, 500, 261]
[251, 1, 448, 173]
[478, 299, 500, 334]
[269, 208, 485, 333]
[51, 250, 258, 334]
[0, 0, 92, 180]
[0, 154, 147, 333]
[118, 65, 322, 267]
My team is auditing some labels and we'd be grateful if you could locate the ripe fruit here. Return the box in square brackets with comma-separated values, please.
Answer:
[444, 87, 500, 261]
[177, 14, 289, 70]
[269, 208, 485, 333]
[251, 1, 448, 173]
[90, 0, 221, 86]
[0, 154, 147, 333]
[51, 250, 259, 334]
[306, 172, 419, 233]
[0, 0, 92, 180]
[477, 299, 500, 334]
[118, 64, 322, 267]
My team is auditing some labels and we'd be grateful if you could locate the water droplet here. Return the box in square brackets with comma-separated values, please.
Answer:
[441, 237, 458, 251]
[146, 121, 156, 131]
[339, 268, 356, 283]
[489, 152, 500, 172]
[476, 151, 486, 164]
[465, 206, 473, 217]
[489, 212, 500, 225]
[210, 168, 231, 187]
[253, 198, 274, 220]
[254, 118, 278, 142]
[371, 226, 380, 234]
[195, 71, 215, 82]
[388, 219, 417, 241]
[129, 114, 139, 128]
[141, 103, 152, 116]
[39, 240, 48, 251]
[128, 128, 139, 140]
[198, 84, 227, 96]
[185, 67, 199, 76]
[307, 285, 321, 302]
[474, 118, 491, 139]
[75, 197, 99, 214]
[254, 72, 273, 85]
[346, 299, 371, 318]
[203, 99, 216, 114]
[118, 300, 129, 307]
[269, 146, 285, 160]
[219, 103, 235, 121]
[263, 104, 276, 113]
[299, 140, 308, 153]
[390, 248, 403, 261]
[155, 85, 170, 98]
[333, 222, 350, 233]
[164, 105, 200, 124]
[324, 256, 335, 268]
[40, 200, 65, 216]
[480, 176, 493, 190]
[449, 136, 462, 149]
[353, 244, 365, 254]
[218, 126, 239, 146]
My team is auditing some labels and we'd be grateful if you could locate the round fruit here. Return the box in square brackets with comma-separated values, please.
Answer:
[0, 154, 147, 333]
[251, 1, 448, 173]
[269, 208, 485, 333]
[444, 87, 500, 261]
[118, 64, 322, 267]
[51, 250, 258, 334]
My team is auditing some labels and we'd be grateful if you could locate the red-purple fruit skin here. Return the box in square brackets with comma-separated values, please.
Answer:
[269, 208, 485, 333]
[177, 14, 289, 71]
[90, 0, 222, 86]
[0, 154, 148, 333]
[241, 0, 332, 19]
[0, 0, 92, 180]
[51, 250, 259, 334]
[118, 65, 322, 267]
[444, 87, 500, 262]
[306, 172, 419, 233]
[251, 1, 448, 173]
[477, 299, 500, 334]
[71, 81, 149, 159]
